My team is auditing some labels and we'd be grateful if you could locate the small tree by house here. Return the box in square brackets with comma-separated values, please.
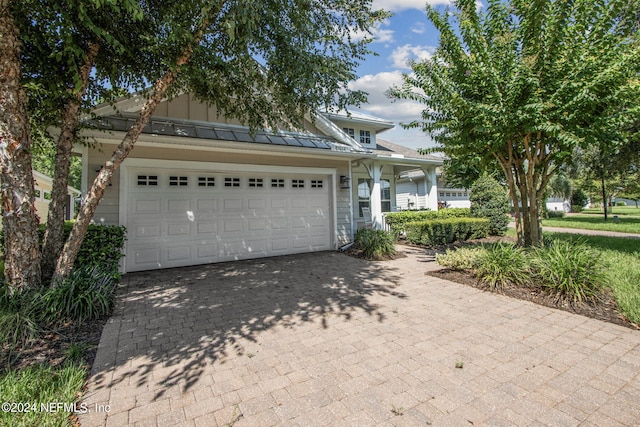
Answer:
[469, 174, 510, 236]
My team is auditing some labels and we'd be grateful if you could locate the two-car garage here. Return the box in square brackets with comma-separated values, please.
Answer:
[121, 160, 335, 272]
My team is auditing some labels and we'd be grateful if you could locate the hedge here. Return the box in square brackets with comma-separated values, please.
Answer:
[1, 222, 127, 276]
[405, 217, 490, 246]
[384, 208, 471, 236]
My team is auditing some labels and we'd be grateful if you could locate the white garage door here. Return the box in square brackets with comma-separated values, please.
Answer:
[124, 166, 333, 272]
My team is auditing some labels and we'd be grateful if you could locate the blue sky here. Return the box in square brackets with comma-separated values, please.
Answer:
[347, 0, 456, 150]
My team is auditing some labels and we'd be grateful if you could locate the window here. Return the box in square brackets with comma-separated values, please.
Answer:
[198, 177, 215, 187]
[357, 178, 392, 216]
[446, 192, 451, 197]
[358, 178, 370, 217]
[292, 179, 305, 188]
[271, 179, 284, 188]
[249, 178, 263, 188]
[342, 128, 355, 139]
[224, 177, 240, 187]
[359, 130, 371, 145]
[439, 192, 444, 197]
[137, 175, 158, 186]
[43, 191, 52, 201]
[169, 176, 188, 186]
[311, 180, 323, 188]
[34, 189, 41, 199]
[381, 179, 391, 212]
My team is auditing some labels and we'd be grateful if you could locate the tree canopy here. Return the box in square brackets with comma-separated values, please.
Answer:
[1, 0, 388, 290]
[390, 0, 640, 246]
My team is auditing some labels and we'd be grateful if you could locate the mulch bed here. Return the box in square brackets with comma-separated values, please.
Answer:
[428, 268, 638, 330]
[1, 317, 107, 372]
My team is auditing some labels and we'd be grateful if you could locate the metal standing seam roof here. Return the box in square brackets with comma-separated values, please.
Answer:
[86, 116, 367, 153]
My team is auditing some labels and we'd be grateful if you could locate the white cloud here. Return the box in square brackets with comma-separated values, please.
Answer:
[347, 71, 436, 149]
[372, 0, 451, 12]
[411, 22, 426, 34]
[348, 71, 423, 122]
[349, 20, 394, 43]
[390, 44, 435, 69]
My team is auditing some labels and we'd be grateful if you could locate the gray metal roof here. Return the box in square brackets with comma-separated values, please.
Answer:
[86, 116, 364, 153]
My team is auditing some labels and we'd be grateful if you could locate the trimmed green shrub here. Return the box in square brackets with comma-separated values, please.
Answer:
[435, 246, 484, 270]
[0, 223, 126, 276]
[384, 208, 470, 236]
[469, 174, 510, 235]
[405, 218, 489, 246]
[616, 201, 627, 206]
[38, 266, 119, 325]
[474, 243, 531, 289]
[545, 209, 565, 218]
[354, 229, 396, 260]
[570, 189, 589, 213]
[531, 239, 606, 304]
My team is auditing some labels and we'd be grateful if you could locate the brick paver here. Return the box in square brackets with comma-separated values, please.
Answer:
[80, 247, 640, 426]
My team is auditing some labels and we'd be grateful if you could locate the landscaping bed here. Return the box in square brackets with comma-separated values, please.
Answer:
[428, 268, 636, 329]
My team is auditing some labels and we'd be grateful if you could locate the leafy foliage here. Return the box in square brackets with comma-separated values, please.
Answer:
[405, 218, 489, 246]
[389, 0, 640, 247]
[474, 243, 531, 290]
[435, 247, 484, 270]
[531, 239, 606, 304]
[39, 266, 118, 325]
[354, 229, 396, 260]
[469, 174, 510, 236]
[570, 189, 589, 213]
[384, 208, 470, 236]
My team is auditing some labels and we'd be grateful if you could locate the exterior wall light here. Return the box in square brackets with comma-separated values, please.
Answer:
[340, 175, 351, 189]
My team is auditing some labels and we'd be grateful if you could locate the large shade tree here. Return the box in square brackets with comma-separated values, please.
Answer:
[389, 0, 640, 246]
[1, 0, 388, 291]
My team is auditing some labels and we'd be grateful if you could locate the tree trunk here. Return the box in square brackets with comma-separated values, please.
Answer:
[601, 172, 608, 221]
[41, 42, 99, 283]
[0, 0, 42, 291]
[52, 66, 184, 280]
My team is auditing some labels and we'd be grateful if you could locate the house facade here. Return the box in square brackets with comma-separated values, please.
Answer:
[82, 94, 442, 272]
[396, 169, 470, 210]
[33, 171, 81, 223]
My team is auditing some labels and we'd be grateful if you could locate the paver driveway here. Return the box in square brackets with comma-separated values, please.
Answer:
[80, 247, 640, 426]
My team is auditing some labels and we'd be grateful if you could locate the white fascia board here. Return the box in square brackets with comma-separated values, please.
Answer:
[83, 130, 369, 161]
[308, 112, 367, 151]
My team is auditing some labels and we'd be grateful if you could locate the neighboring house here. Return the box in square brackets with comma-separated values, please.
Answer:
[398, 169, 573, 212]
[396, 169, 470, 209]
[33, 170, 81, 223]
[82, 94, 443, 273]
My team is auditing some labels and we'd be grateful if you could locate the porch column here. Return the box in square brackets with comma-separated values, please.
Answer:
[365, 162, 383, 229]
[422, 166, 438, 211]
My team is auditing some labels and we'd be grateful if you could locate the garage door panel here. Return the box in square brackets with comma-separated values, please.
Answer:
[166, 245, 191, 262]
[271, 199, 287, 209]
[196, 199, 218, 212]
[167, 222, 191, 236]
[271, 238, 289, 251]
[133, 199, 161, 214]
[248, 219, 267, 231]
[167, 199, 191, 212]
[196, 221, 217, 234]
[223, 199, 243, 211]
[248, 199, 266, 210]
[126, 168, 333, 272]
[222, 220, 243, 233]
[132, 246, 161, 266]
[196, 243, 218, 260]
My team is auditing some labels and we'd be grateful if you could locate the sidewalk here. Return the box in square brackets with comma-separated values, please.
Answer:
[509, 222, 640, 239]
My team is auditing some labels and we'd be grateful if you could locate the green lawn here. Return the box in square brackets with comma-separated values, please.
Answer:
[542, 210, 640, 234]
[0, 363, 87, 427]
